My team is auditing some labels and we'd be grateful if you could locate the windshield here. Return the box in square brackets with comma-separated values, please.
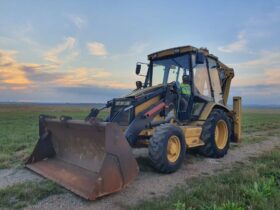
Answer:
[151, 54, 191, 86]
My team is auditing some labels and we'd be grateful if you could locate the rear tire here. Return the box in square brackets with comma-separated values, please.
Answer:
[148, 124, 186, 173]
[198, 109, 231, 158]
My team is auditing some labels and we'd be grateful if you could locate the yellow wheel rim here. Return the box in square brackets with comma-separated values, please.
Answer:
[215, 120, 228, 149]
[167, 135, 181, 163]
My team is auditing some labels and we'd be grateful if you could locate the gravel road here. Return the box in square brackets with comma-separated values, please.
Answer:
[26, 131, 280, 210]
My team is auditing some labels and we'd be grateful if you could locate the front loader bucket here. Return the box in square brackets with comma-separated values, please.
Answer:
[26, 116, 139, 200]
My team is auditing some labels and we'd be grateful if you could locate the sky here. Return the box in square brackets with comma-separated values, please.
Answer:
[0, 0, 280, 105]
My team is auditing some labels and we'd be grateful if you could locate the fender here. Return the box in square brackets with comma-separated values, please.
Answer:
[199, 102, 231, 121]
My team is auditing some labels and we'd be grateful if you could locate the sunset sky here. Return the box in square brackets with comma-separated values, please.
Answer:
[0, 0, 280, 104]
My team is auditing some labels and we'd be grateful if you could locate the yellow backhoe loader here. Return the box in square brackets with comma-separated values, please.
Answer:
[26, 45, 241, 200]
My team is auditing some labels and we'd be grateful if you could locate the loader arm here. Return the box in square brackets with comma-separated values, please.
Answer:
[125, 84, 178, 146]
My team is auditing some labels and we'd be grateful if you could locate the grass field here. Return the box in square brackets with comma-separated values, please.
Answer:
[0, 180, 64, 209]
[0, 104, 279, 209]
[0, 104, 92, 168]
[0, 104, 279, 168]
[242, 108, 280, 133]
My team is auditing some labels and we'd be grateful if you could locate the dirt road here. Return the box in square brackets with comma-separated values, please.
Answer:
[26, 129, 280, 210]
[0, 168, 42, 190]
[1, 129, 279, 210]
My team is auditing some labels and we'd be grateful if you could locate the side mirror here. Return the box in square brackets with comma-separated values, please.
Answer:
[135, 64, 141, 75]
[136, 81, 142, 89]
[195, 52, 205, 65]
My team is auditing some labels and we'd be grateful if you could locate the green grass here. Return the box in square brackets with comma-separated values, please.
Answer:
[0, 105, 279, 168]
[242, 108, 280, 133]
[0, 180, 64, 209]
[0, 104, 92, 168]
[0, 105, 279, 208]
[131, 148, 280, 210]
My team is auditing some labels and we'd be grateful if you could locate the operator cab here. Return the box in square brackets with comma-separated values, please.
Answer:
[135, 46, 229, 122]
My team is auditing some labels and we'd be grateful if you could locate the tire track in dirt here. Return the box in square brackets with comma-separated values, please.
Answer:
[0, 168, 42, 190]
[25, 129, 280, 210]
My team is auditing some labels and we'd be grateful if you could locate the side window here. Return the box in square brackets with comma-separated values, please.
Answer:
[168, 67, 190, 84]
[177, 68, 184, 84]
[208, 58, 223, 103]
[192, 55, 212, 99]
[167, 66, 178, 83]
[152, 64, 165, 86]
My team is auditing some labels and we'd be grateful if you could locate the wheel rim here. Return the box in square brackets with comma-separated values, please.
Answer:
[215, 120, 228, 149]
[167, 135, 181, 163]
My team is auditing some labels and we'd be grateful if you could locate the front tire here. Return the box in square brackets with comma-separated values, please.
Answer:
[148, 124, 186, 173]
[198, 109, 231, 158]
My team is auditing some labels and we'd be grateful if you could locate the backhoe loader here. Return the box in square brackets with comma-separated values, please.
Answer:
[26, 45, 242, 200]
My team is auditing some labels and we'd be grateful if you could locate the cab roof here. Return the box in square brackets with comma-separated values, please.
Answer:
[148, 45, 234, 76]
[148, 45, 213, 60]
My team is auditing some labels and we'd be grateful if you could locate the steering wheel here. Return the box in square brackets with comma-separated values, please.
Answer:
[168, 81, 179, 94]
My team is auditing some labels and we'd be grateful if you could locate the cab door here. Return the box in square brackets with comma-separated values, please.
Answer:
[208, 57, 224, 104]
[190, 54, 214, 120]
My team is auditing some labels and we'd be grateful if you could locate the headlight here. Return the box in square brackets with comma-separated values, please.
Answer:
[115, 101, 131, 106]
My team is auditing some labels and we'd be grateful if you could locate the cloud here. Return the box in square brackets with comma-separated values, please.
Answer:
[54, 67, 133, 89]
[87, 42, 107, 56]
[0, 50, 17, 66]
[2, 47, 279, 104]
[235, 51, 280, 69]
[230, 50, 280, 88]
[232, 84, 280, 96]
[218, 31, 247, 53]
[44, 37, 77, 65]
[0, 22, 41, 51]
[231, 76, 263, 87]
[0, 50, 32, 87]
[230, 84, 280, 105]
[219, 7, 280, 56]
[229, 48, 280, 104]
[69, 15, 87, 29]
[0, 48, 133, 92]
[0, 50, 62, 90]
[22, 65, 65, 82]
[0, 50, 132, 103]
[54, 85, 131, 102]
[265, 68, 280, 85]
